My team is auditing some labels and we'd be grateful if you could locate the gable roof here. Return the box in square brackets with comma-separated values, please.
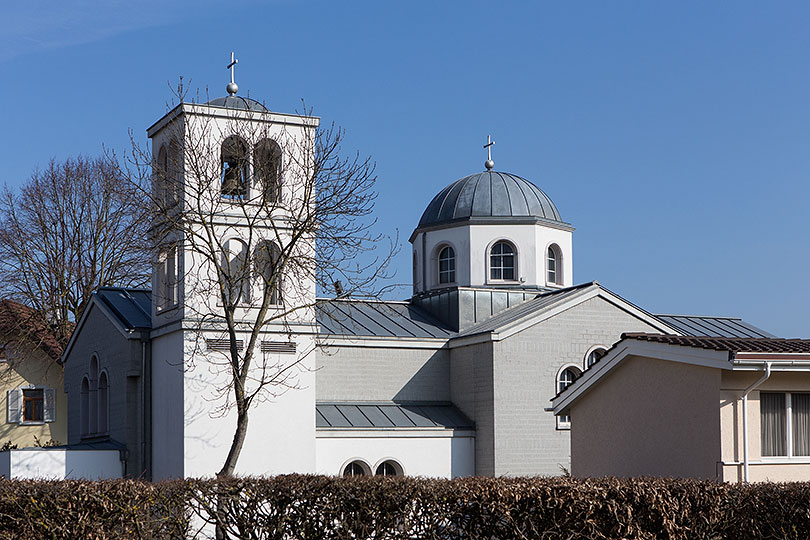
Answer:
[0, 300, 63, 361]
[451, 282, 678, 345]
[316, 299, 453, 339]
[653, 314, 774, 339]
[551, 333, 810, 416]
[622, 333, 810, 354]
[94, 288, 152, 331]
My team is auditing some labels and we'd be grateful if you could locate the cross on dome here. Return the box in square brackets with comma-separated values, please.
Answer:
[226, 52, 239, 96]
[484, 135, 495, 170]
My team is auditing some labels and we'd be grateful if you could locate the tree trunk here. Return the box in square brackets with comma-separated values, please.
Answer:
[218, 409, 249, 477]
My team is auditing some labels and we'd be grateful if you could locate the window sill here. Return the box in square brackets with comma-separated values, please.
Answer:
[157, 303, 181, 314]
[18, 421, 46, 426]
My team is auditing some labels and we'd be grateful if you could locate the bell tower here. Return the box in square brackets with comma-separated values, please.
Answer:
[146, 54, 321, 479]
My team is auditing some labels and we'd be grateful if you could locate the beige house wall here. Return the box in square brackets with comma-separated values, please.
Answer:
[0, 342, 66, 448]
[720, 370, 810, 482]
[570, 355, 720, 479]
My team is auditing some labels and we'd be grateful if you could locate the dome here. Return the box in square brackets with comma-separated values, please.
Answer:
[416, 171, 564, 230]
[206, 96, 269, 112]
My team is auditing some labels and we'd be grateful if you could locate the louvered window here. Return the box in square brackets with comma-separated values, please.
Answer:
[206, 339, 244, 351]
[261, 341, 297, 354]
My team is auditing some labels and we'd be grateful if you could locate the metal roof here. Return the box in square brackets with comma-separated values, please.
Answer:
[415, 171, 564, 231]
[316, 300, 454, 339]
[316, 402, 473, 430]
[205, 95, 269, 112]
[653, 314, 774, 339]
[95, 288, 152, 331]
[454, 283, 597, 338]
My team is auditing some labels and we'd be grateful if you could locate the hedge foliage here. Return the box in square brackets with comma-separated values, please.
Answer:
[0, 475, 809, 539]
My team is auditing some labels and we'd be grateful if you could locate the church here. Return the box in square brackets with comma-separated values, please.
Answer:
[57, 64, 774, 481]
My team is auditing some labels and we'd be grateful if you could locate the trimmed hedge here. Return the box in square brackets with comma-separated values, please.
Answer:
[0, 476, 809, 539]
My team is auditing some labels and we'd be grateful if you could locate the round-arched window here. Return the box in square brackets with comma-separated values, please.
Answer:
[343, 460, 369, 477]
[586, 347, 607, 368]
[547, 244, 562, 285]
[490, 241, 516, 280]
[557, 367, 580, 394]
[438, 246, 455, 284]
[221, 136, 249, 198]
[375, 460, 402, 476]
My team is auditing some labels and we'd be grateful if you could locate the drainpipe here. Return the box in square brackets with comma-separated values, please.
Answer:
[742, 362, 771, 483]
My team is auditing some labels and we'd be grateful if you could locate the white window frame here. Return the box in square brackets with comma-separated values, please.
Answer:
[555, 364, 582, 430]
[487, 239, 519, 283]
[584, 345, 608, 370]
[761, 391, 810, 460]
[437, 244, 456, 286]
[546, 242, 563, 287]
[373, 458, 405, 477]
[341, 458, 371, 477]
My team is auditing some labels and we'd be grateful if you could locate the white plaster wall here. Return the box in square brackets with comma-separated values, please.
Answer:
[181, 332, 317, 478]
[413, 222, 573, 293]
[316, 431, 474, 478]
[3, 449, 121, 480]
[151, 330, 185, 480]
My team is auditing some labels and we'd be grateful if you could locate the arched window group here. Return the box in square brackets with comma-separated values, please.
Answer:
[342, 459, 403, 477]
[221, 238, 283, 306]
[81, 355, 108, 438]
[220, 136, 282, 201]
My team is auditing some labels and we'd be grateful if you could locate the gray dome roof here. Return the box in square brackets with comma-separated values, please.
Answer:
[416, 171, 563, 229]
[206, 96, 269, 112]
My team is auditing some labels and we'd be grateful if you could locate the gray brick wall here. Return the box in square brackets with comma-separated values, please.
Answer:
[489, 295, 662, 476]
[63, 303, 146, 477]
[316, 345, 450, 402]
[450, 341, 494, 475]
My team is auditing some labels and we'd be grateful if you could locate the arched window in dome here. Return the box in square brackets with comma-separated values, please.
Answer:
[221, 136, 249, 198]
[547, 244, 562, 286]
[254, 139, 282, 203]
[490, 241, 516, 281]
[438, 246, 455, 284]
[255, 240, 282, 305]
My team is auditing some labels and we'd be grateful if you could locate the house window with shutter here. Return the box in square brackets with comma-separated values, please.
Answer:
[7, 387, 55, 425]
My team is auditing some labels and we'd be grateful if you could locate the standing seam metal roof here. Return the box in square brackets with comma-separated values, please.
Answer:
[653, 314, 774, 339]
[316, 402, 474, 429]
[416, 171, 563, 230]
[316, 300, 453, 339]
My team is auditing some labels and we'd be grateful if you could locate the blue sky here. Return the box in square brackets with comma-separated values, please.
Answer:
[1, 1, 808, 337]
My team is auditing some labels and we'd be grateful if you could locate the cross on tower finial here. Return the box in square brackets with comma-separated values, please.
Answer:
[484, 135, 495, 170]
[226, 52, 239, 96]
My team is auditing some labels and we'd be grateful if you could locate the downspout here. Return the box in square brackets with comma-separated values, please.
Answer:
[742, 361, 771, 483]
[141, 334, 152, 480]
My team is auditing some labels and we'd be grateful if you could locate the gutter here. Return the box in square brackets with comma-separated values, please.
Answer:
[741, 361, 771, 483]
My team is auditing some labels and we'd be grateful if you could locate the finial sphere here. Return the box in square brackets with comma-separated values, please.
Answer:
[226, 82, 239, 96]
[485, 159, 495, 170]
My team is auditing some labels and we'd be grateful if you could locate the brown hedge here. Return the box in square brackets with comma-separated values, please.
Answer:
[0, 476, 809, 539]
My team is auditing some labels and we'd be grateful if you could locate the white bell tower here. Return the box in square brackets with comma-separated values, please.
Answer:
[146, 54, 321, 479]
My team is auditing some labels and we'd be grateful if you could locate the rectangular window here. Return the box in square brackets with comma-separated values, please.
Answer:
[22, 389, 44, 423]
[761, 392, 810, 458]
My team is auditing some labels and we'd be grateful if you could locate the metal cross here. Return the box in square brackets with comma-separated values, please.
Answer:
[227, 52, 238, 84]
[484, 135, 495, 161]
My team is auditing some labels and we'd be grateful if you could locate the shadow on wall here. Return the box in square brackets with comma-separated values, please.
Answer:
[392, 350, 450, 403]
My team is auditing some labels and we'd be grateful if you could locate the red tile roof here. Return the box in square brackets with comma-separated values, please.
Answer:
[0, 300, 64, 361]
[622, 333, 810, 354]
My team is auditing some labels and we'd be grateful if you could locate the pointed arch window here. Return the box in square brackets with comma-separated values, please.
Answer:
[547, 244, 562, 285]
[438, 246, 455, 284]
[97, 372, 109, 436]
[221, 136, 249, 198]
[254, 139, 282, 203]
[255, 241, 282, 305]
[490, 241, 516, 281]
[80, 377, 89, 437]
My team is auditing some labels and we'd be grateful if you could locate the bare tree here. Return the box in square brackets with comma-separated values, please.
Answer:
[127, 94, 396, 477]
[0, 156, 150, 345]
